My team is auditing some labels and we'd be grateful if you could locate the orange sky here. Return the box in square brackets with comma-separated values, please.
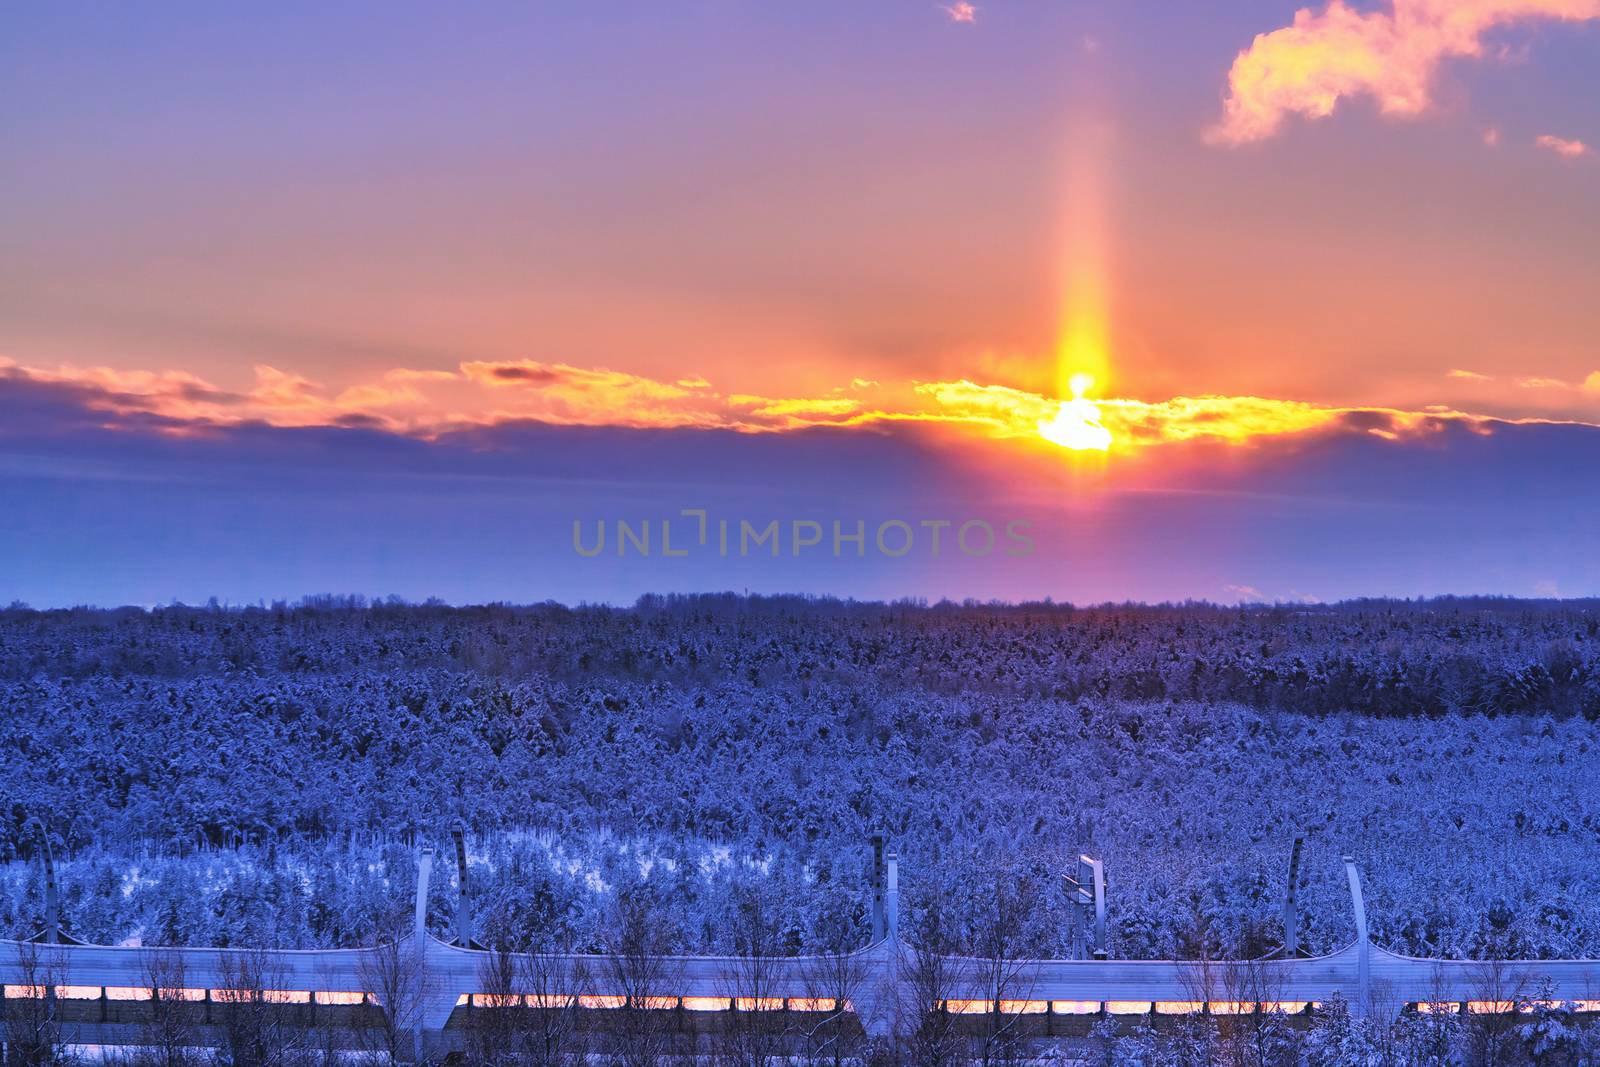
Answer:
[2, 1, 1599, 459]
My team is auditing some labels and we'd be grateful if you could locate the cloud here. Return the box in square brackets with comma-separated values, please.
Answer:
[941, 2, 977, 24]
[909, 378, 1596, 450]
[1208, 0, 1600, 145]
[1536, 133, 1592, 157]
[1448, 368, 1494, 381]
[728, 394, 862, 425]
[8, 352, 1600, 456]
[456, 359, 734, 430]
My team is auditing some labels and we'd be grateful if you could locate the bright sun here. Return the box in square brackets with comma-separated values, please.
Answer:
[1038, 372, 1113, 451]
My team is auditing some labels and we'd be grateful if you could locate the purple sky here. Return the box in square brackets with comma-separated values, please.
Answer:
[3, 1, 1599, 605]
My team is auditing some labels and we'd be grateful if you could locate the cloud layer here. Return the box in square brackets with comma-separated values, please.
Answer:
[5, 354, 1598, 457]
[1210, 0, 1600, 145]
[6, 370, 1600, 609]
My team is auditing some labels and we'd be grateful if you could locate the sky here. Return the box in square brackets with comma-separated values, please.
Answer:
[3, 0, 1599, 607]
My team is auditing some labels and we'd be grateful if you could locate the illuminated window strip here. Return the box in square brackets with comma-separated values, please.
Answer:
[999, 999, 1049, 1014]
[577, 995, 625, 1010]
[944, 999, 992, 1015]
[681, 997, 729, 1012]
[102, 987, 212, 1003]
[1467, 1001, 1516, 1014]
[527, 994, 577, 1009]
[448, 992, 855, 1013]
[788, 997, 840, 1013]
[1516, 998, 1568, 1017]
[469, 994, 523, 1009]
[105, 987, 152, 1002]
[160, 988, 207, 1002]
[1053, 1000, 1102, 1014]
[4, 985, 105, 1000]
[734, 997, 785, 1011]
[0, 985, 362, 1007]
[1105, 1000, 1152, 1015]
[14, 981, 1600, 1019]
[52, 985, 101, 1000]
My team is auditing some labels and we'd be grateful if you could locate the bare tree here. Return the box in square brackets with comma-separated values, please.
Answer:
[137, 950, 202, 1067]
[463, 949, 522, 1067]
[967, 869, 1036, 1067]
[1396, 967, 1464, 1067]
[302, 970, 346, 1067]
[215, 949, 304, 1067]
[600, 887, 683, 1067]
[714, 887, 786, 1067]
[1215, 958, 1294, 1067]
[356, 938, 424, 1066]
[3, 942, 68, 1067]
[901, 900, 969, 1067]
[517, 946, 588, 1067]
[796, 948, 868, 1067]
[1466, 958, 1530, 1067]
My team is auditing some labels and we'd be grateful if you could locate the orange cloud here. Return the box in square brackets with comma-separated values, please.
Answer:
[1536, 133, 1591, 157]
[8, 354, 1600, 454]
[908, 379, 1585, 449]
[456, 359, 729, 429]
[941, 2, 977, 24]
[1209, 0, 1600, 145]
[728, 394, 862, 425]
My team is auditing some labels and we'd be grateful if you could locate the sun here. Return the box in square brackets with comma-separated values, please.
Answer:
[1038, 373, 1113, 451]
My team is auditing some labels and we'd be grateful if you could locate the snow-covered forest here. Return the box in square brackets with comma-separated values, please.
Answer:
[2, 595, 1598, 961]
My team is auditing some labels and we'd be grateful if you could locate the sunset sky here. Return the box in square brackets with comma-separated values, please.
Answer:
[4, 1, 1600, 606]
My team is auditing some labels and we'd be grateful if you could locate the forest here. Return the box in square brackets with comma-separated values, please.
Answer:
[2, 595, 1598, 969]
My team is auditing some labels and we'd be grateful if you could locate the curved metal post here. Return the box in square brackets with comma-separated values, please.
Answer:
[884, 851, 899, 943]
[27, 819, 59, 944]
[870, 832, 886, 943]
[451, 825, 473, 948]
[1343, 855, 1369, 1015]
[1283, 832, 1304, 957]
[1086, 856, 1107, 959]
[413, 847, 433, 1062]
